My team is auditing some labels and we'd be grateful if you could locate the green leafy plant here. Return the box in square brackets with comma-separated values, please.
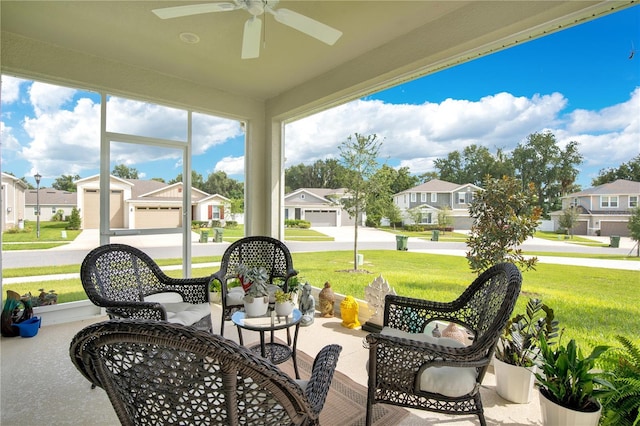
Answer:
[600, 335, 640, 426]
[535, 334, 615, 411]
[495, 298, 559, 367]
[466, 175, 542, 274]
[274, 289, 292, 304]
[236, 265, 269, 301]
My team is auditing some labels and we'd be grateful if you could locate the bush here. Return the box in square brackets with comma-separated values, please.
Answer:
[51, 209, 65, 221]
[210, 220, 222, 228]
[224, 221, 238, 228]
[191, 221, 208, 229]
[285, 219, 311, 229]
[67, 207, 81, 230]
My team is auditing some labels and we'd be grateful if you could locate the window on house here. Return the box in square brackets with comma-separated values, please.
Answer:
[421, 193, 426, 202]
[411, 193, 416, 202]
[630, 196, 638, 208]
[601, 196, 619, 208]
[458, 192, 466, 204]
[300, 194, 305, 199]
[431, 192, 437, 203]
[52, 207, 57, 213]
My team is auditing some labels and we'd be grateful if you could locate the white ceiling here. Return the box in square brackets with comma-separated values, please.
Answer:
[2, 1, 635, 121]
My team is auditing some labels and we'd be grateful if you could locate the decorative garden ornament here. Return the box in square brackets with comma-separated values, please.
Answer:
[318, 282, 336, 318]
[340, 295, 360, 329]
[363, 274, 395, 330]
[299, 282, 315, 326]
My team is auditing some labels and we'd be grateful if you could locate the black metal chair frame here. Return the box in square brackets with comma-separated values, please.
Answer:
[70, 319, 341, 426]
[365, 262, 522, 426]
[212, 236, 298, 336]
[80, 243, 213, 332]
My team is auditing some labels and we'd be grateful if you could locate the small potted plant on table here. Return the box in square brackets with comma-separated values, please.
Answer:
[237, 265, 269, 317]
[535, 335, 615, 426]
[274, 290, 295, 316]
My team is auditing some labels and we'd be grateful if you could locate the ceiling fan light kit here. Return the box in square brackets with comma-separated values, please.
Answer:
[152, 0, 342, 59]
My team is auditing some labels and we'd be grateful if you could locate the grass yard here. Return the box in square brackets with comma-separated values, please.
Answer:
[4, 250, 637, 353]
[2, 221, 81, 250]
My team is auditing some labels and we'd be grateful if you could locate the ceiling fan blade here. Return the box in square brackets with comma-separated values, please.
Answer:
[271, 8, 342, 45]
[241, 17, 262, 59]
[152, 2, 238, 19]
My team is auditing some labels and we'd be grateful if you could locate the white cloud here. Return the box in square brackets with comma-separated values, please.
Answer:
[0, 75, 26, 104]
[0, 122, 21, 151]
[29, 81, 76, 116]
[214, 156, 244, 176]
[285, 92, 569, 168]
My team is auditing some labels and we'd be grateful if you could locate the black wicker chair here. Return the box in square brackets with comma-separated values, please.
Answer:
[70, 320, 342, 426]
[80, 243, 213, 332]
[212, 236, 298, 336]
[364, 262, 522, 426]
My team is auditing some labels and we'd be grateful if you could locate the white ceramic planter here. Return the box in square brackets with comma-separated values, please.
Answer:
[539, 389, 602, 426]
[275, 301, 294, 316]
[243, 296, 269, 317]
[494, 357, 537, 403]
[209, 292, 221, 304]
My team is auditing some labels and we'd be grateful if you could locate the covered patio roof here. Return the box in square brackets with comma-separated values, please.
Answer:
[2, 1, 635, 238]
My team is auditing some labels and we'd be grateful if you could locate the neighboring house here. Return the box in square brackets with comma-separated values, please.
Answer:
[75, 175, 230, 230]
[1, 172, 28, 231]
[284, 188, 357, 227]
[549, 179, 640, 237]
[25, 188, 77, 221]
[393, 179, 482, 229]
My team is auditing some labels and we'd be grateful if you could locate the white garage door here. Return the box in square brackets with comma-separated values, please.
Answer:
[83, 189, 124, 229]
[600, 221, 630, 237]
[135, 206, 182, 229]
[305, 210, 336, 226]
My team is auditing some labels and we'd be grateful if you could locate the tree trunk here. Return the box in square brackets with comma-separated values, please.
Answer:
[353, 205, 359, 270]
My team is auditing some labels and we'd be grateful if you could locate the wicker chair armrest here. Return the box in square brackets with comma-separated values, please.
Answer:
[366, 333, 488, 369]
[304, 344, 342, 414]
[155, 275, 210, 304]
[105, 301, 167, 321]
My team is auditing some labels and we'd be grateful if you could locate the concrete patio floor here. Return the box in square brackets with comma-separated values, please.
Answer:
[0, 303, 543, 425]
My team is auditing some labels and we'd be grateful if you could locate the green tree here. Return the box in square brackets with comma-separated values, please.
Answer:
[169, 171, 205, 191]
[339, 133, 382, 270]
[365, 165, 415, 227]
[467, 175, 542, 274]
[433, 144, 514, 185]
[19, 176, 35, 189]
[512, 132, 582, 217]
[386, 203, 403, 229]
[592, 154, 640, 186]
[67, 207, 82, 230]
[112, 164, 139, 179]
[558, 206, 580, 238]
[52, 174, 80, 192]
[151, 177, 166, 183]
[285, 159, 347, 192]
[628, 206, 640, 257]
[203, 171, 244, 199]
[437, 206, 453, 233]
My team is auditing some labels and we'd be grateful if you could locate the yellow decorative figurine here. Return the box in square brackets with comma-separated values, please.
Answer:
[340, 295, 360, 329]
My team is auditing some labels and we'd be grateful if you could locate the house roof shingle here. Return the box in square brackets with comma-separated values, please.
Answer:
[566, 179, 640, 197]
[25, 189, 77, 205]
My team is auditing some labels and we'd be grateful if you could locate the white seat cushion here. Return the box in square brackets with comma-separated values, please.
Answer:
[144, 292, 184, 303]
[226, 287, 245, 306]
[380, 326, 477, 397]
[162, 302, 211, 327]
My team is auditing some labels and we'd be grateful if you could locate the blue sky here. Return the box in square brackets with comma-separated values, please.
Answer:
[2, 5, 639, 190]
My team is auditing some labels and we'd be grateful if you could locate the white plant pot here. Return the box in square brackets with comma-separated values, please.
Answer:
[209, 291, 221, 304]
[243, 296, 269, 317]
[494, 356, 537, 403]
[275, 301, 294, 316]
[539, 389, 602, 426]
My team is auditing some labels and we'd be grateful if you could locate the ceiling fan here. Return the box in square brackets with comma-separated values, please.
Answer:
[152, 0, 343, 59]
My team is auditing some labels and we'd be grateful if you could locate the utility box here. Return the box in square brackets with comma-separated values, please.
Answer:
[396, 235, 408, 251]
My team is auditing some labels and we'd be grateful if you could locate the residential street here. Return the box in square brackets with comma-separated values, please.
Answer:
[2, 227, 638, 270]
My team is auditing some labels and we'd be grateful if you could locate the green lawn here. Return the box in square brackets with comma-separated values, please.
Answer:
[2, 221, 82, 250]
[377, 226, 468, 242]
[4, 250, 637, 352]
